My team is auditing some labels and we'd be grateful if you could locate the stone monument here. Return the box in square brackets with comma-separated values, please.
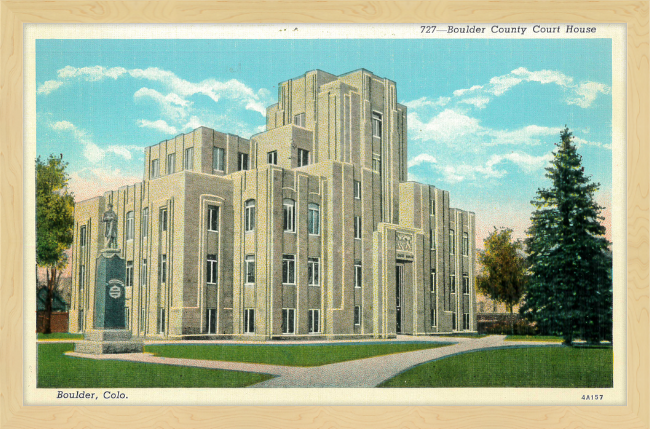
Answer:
[75, 204, 144, 354]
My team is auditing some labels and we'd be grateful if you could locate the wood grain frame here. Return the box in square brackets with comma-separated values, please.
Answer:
[1, 1, 647, 428]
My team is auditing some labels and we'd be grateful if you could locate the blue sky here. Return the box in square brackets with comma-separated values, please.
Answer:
[36, 38, 613, 245]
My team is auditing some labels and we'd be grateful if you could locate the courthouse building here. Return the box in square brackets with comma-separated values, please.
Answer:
[70, 69, 477, 339]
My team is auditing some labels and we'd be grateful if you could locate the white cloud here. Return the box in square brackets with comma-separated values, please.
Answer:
[566, 81, 611, 108]
[407, 153, 437, 168]
[37, 80, 64, 95]
[453, 85, 483, 97]
[487, 75, 522, 96]
[573, 136, 612, 150]
[57, 65, 127, 81]
[409, 109, 481, 143]
[52, 120, 76, 132]
[404, 96, 451, 109]
[50, 120, 137, 163]
[459, 96, 491, 109]
[137, 119, 178, 135]
[134, 87, 191, 121]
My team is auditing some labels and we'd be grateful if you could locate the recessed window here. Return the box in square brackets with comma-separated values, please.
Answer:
[430, 198, 436, 215]
[267, 150, 278, 165]
[244, 308, 255, 333]
[158, 308, 166, 334]
[159, 208, 168, 232]
[463, 232, 469, 256]
[354, 180, 361, 199]
[282, 308, 296, 334]
[372, 157, 381, 173]
[450, 274, 456, 294]
[431, 306, 437, 327]
[159, 254, 167, 284]
[355, 262, 362, 288]
[141, 208, 149, 238]
[297, 148, 309, 167]
[238, 152, 249, 171]
[449, 229, 455, 255]
[150, 159, 160, 178]
[206, 308, 217, 334]
[140, 259, 147, 286]
[126, 211, 135, 240]
[167, 153, 176, 174]
[184, 147, 194, 170]
[430, 228, 435, 250]
[244, 200, 255, 232]
[245, 255, 255, 284]
[282, 254, 296, 284]
[463, 275, 469, 295]
[463, 313, 470, 330]
[125, 307, 130, 328]
[372, 112, 382, 138]
[126, 261, 134, 287]
[452, 312, 457, 330]
[208, 205, 219, 232]
[308, 203, 320, 235]
[213, 147, 225, 172]
[294, 113, 306, 128]
[79, 225, 87, 248]
[207, 254, 218, 284]
[79, 265, 85, 290]
[354, 216, 361, 239]
[283, 199, 296, 232]
[354, 306, 361, 326]
[430, 269, 436, 293]
[308, 257, 320, 286]
[308, 309, 320, 333]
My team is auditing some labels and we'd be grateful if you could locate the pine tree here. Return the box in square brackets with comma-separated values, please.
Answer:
[521, 127, 612, 345]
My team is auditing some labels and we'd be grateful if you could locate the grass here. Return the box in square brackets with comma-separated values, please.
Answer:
[379, 346, 613, 388]
[505, 335, 565, 343]
[37, 343, 273, 388]
[146, 342, 452, 367]
[38, 332, 85, 340]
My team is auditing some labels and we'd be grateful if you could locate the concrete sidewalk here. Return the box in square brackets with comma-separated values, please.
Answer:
[65, 335, 561, 388]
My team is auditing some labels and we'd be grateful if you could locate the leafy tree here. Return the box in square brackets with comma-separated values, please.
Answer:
[36, 155, 75, 334]
[521, 127, 612, 345]
[476, 227, 527, 314]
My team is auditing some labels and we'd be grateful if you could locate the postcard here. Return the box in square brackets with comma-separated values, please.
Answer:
[24, 23, 626, 406]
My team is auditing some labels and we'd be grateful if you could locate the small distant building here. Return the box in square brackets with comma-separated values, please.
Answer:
[70, 69, 477, 340]
[36, 286, 69, 333]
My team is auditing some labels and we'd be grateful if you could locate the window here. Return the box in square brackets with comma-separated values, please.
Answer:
[206, 308, 217, 334]
[243, 309, 255, 333]
[430, 228, 435, 250]
[126, 211, 135, 240]
[354, 306, 361, 326]
[294, 112, 306, 128]
[430, 269, 436, 293]
[245, 255, 255, 284]
[213, 147, 224, 171]
[463, 312, 470, 330]
[125, 307, 130, 328]
[79, 225, 87, 248]
[431, 306, 436, 327]
[449, 229, 455, 255]
[207, 254, 218, 284]
[354, 262, 362, 288]
[184, 147, 194, 170]
[308, 203, 320, 235]
[308, 309, 320, 333]
[126, 261, 134, 287]
[159, 254, 167, 284]
[167, 153, 175, 174]
[452, 312, 457, 330]
[140, 308, 146, 333]
[430, 198, 436, 215]
[282, 254, 295, 284]
[372, 157, 381, 173]
[463, 275, 469, 295]
[372, 112, 382, 138]
[463, 232, 469, 256]
[354, 216, 361, 239]
[158, 308, 166, 333]
[244, 200, 255, 232]
[238, 152, 249, 171]
[450, 274, 456, 294]
[267, 150, 278, 165]
[308, 257, 320, 286]
[282, 308, 295, 334]
[159, 208, 168, 232]
[78, 309, 84, 331]
[79, 265, 85, 290]
[297, 148, 309, 167]
[208, 205, 219, 232]
[141, 208, 149, 238]
[150, 159, 159, 178]
[140, 259, 147, 285]
[283, 199, 295, 232]
[354, 180, 361, 199]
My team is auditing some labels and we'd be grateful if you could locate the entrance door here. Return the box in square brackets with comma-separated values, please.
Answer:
[396, 265, 403, 334]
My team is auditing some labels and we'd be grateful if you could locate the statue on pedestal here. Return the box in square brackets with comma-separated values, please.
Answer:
[102, 204, 118, 249]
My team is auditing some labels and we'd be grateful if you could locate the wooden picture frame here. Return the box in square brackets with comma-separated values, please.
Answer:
[1, 1, 647, 428]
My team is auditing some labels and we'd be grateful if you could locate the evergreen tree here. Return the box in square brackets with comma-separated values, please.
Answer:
[36, 155, 75, 334]
[521, 127, 612, 345]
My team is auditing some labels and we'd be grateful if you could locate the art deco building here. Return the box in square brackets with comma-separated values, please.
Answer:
[70, 69, 477, 339]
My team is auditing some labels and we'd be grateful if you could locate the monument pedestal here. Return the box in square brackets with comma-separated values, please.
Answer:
[75, 329, 144, 354]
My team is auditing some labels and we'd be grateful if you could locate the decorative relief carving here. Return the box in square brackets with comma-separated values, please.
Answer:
[396, 233, 413, 252]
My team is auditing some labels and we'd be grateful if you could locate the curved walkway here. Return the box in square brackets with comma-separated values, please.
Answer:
[65, 335, 561, 388]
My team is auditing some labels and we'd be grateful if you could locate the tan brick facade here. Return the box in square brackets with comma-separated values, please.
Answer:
[70, 69, 477, 339]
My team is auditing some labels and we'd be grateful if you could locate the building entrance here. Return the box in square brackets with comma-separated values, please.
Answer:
[396, 264, 403, 334]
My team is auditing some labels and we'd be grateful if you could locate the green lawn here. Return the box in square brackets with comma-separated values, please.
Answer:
[38, 332, 85, 340]
[38, 343, 273, 388]
[379, 346, 613, 388]
[505, 335, 564, 343]
[146, 342, 452, 367]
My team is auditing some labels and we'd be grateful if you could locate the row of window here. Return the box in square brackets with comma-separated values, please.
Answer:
[429, 271, 470, 294]
[245, 200, 321, 235]
[242, 254, 321, 286]
[429, 229, 470, 256]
